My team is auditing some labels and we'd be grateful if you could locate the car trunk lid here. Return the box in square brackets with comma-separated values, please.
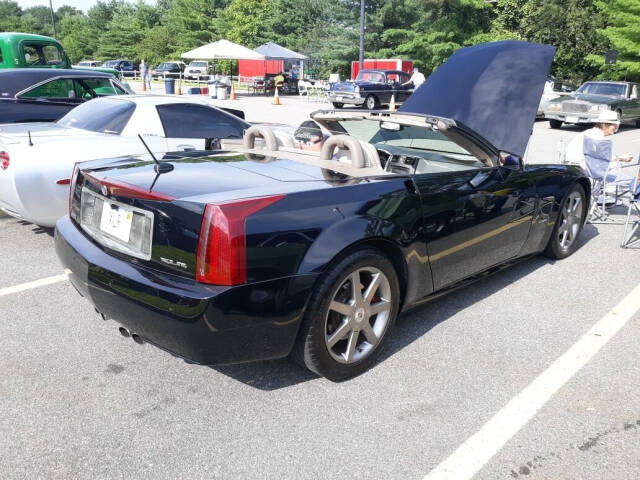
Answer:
[73, 152, 327, 279]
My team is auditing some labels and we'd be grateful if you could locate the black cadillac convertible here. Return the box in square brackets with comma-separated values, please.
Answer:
[55, 41, 590, 381]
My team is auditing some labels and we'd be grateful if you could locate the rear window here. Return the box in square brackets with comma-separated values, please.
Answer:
[23, 43, 64, 66]
[57, 98, 135, 134]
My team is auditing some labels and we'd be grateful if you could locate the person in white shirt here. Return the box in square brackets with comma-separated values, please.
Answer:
[565, 110, 633, 169]
[403, 67, 425, 88]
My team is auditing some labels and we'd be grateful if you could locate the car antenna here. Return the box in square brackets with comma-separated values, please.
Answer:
[137, 134, 172, 174]
[27, 130, 33, 146]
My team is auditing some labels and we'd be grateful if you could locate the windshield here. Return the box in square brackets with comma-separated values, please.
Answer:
[57, 98, 135, 135]
[577, 82, 626, 97]
[329, 118, 487, 171]
[356, 71, 385, 84]
[190, 61, 207, 67]
[103, 60, 119, 68]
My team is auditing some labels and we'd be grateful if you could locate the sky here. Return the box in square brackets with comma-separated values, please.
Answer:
[15, 0, 155, 14]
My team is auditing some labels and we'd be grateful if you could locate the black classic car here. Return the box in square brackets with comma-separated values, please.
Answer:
[0, 69, 133, 123]
[544, 80, 640, 129]
[328, 69, 414, 110]
[55, 41, 590, 381]
[151, 61, 186, 79]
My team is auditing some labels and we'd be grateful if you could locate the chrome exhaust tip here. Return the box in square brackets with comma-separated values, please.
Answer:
[131, 333, 144, 345]
[118, 327, 130, 338]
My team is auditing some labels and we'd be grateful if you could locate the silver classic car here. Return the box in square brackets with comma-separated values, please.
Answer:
[544, 81, 640, 129]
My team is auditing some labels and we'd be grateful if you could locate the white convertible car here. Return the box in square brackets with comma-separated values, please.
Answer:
[0, 95, 249, 227]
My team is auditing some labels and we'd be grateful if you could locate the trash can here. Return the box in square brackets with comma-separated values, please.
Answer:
[217, 86, 228, 100]
[207, 81, 219, 99]
[164, 78, 175, 95]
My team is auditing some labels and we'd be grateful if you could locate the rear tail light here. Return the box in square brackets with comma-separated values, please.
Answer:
[69, 163, 81, 218]
[0, 151, 9, 170]
[196, 195, 285, 285]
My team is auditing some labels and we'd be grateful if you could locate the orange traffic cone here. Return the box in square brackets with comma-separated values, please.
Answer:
[388, 94, 396, 112]
[273, 86, 281, 105]
[141, 78, 146, 92]
[230, 83, 237, 100]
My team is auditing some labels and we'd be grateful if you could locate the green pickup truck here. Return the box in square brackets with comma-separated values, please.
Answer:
[0, 32, 120, 78]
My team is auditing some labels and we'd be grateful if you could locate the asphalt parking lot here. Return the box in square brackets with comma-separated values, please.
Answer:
[1, 108, 639, 479]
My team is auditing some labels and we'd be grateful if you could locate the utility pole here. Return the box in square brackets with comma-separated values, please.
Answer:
[49, 0, 57, 38]
[359, 0, 365, 71]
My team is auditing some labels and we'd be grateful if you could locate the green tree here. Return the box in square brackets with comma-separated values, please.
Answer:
[519, 0, 607, 83]
[591, 0, 640, 81]
[216, 0, 273, 48]
[58, 15, 98, 62]
[387, 0, 493, 73]
[166, 0, 227, 54]
[0, 0, 23, 32]
[138, 25, 175, 66]
[96, 4, 143, 60]
[20, 6, 55, 36]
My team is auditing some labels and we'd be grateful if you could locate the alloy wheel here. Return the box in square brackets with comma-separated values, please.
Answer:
[324, 267, 392, 364]
[366, 96, 377, 110]
[557, 191, 583, 250]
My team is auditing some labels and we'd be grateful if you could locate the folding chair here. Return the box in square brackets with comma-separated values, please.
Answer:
[583, 137, 634, 224]
[298, 80, 310, 101]
[621, 161, 640, 248]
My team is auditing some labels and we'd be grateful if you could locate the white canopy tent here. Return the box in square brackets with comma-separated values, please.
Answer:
[181, 40, 265, 60]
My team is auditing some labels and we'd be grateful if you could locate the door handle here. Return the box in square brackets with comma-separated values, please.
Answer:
[177, 144, 196, 151]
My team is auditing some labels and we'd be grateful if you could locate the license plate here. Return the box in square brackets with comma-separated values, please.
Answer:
[336, 96, 344, 102]
[566, 116, 579, 123]
[99, 202, 133, 243]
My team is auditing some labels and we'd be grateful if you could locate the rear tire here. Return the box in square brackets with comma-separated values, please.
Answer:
[543, 183, 587, 259]
[549, 119, 563, 129]
[365, 95, 379, 110]
[332, 102, 344, 109]
[292, 248, 400, 381]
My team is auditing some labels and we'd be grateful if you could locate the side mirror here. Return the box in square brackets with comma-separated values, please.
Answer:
[499, 151, 524, 171]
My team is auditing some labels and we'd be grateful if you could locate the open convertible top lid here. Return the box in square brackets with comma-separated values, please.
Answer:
[399, 40, 556, 158]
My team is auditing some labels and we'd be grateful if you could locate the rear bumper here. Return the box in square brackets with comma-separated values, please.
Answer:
[55, 215, 319, 365]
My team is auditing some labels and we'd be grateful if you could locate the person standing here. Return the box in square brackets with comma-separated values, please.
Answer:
[140, 59, 151, 90]
[403, 67, 426, 88]
[219, 71, 231, 93]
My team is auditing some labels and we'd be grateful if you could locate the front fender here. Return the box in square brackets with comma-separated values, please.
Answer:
[519, 163, 589, 256]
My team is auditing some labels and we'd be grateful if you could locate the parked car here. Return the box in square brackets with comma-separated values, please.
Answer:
[0, 32, 121, 79]
[54, 41, 591, 381]
[151, 61, 186, 79]
[0, 69, 132, 124]
[102, 59, 137, 76]
[544, 80, 640, 129]
[537, 76, 576, 118]
[327, 69, 414, 110]
[75, 60, 101, 68]
[185, 60, 212, 80]
[0, 95, 249, 226]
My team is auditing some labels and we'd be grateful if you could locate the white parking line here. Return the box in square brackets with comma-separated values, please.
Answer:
[423, 282, 640, 480]
[0, 272, 68, 297]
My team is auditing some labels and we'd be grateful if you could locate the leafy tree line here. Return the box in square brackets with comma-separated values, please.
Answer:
[0, 0, 638, 82]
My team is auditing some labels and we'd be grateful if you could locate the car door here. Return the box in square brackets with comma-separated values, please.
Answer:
[156, 103, 248, 151]
[412, 155, 535, 291]
[392, 72, 413, 102]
